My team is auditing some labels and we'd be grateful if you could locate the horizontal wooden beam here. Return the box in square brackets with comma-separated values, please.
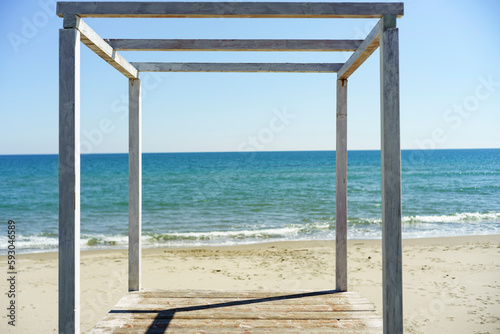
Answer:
[337, 20, 381, 80]
[57, 2, 404, 18]
[63, 15, 138, 79]
[106, 39, 363, 52]
[130, 62, 343, 73]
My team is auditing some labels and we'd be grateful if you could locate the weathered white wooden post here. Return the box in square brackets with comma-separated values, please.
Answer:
[336, 78, 348, 292]
[59, 26, 81, 334]
[380, 14, 403, 334]
[129, 78, 142, 291]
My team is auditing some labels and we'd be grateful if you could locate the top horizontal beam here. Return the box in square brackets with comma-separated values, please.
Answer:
[105, 39, 363, 52]
[130, 62, 344, 73]
[57, 2, 404, 18]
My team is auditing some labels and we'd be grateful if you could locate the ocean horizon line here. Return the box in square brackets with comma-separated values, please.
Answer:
[1, 147, 499, 156]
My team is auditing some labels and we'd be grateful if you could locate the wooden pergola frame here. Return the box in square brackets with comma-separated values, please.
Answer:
[57, 2, 403, 333]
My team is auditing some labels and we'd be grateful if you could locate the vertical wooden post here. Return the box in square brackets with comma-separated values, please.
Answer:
[59, 28, 80, 334]
[380, 14, 403, 334]
[336, 78, 348, 292]
[129, 78, 142, 291]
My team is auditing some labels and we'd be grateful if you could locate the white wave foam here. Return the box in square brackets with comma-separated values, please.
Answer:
[146, 226, 302, 240]
[403, 212, 500, 224]
[2, 212, 499, 253]
[146, 222, 335, 242]
[15, 235, 59, 249]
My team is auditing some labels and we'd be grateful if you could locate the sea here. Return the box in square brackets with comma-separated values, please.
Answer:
[1, 149, 499, 254]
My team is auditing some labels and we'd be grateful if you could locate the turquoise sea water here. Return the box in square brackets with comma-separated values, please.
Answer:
[1, 149, 499, 253]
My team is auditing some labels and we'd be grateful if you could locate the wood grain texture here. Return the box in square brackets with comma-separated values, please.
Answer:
[128, 78, 142, 292]
[90, 328, 384, 334]
[104, 311, 379, 320]
[105, 39, 363, 51]
[130, 62, 343, 73]
[337, 20, 382, 80]
[94, 318, 383, 329]
[59, 27, 81, 334]
[335, 78, 348, 292]
[89, 290, 382, 333]
[380, 15, 403, 334]
[112, 303, 375, 312]
[116, 296, 371, 305]
[57, 2, 404, 18]
[64, 15, 138, 79]
[129, 289, 358, 298]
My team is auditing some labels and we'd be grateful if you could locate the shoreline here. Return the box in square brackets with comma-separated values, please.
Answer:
[1, 235, 499, 333]
[9, 233, 500, 256]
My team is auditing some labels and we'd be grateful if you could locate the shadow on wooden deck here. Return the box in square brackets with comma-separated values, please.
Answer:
[91, 289, 382, 333]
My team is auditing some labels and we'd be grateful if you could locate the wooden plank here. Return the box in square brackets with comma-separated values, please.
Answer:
[131, 289, 356, 298]
[337, 20, 382, 80]
[90, 327, 383, 334]
[128, 78, 142, 292]
[94, 318, 383, 329]
[58, 27, 81, 334]
[379, 15, 403, 334]
[335, 78, 348, 292]
[125, 290, 364, 298]
[130, 62, 343, 73]
[104, 311, 379, 320]
[63, 15, 138, 79]
[112, 303, 375, 312]
[91, 328, 382, 334]
[116, 296, 371, 306]
[57, 2, 404, 18]
[106, 39, 363, 51]
[91, 290, 382, 333]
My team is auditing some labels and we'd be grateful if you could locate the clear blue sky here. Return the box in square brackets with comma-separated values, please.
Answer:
[1, 0, 499, 154]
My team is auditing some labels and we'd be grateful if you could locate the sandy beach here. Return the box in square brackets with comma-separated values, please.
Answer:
[1, 235, 499, 333]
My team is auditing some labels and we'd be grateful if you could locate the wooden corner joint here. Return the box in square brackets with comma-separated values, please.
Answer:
[63, 14, 81, 29]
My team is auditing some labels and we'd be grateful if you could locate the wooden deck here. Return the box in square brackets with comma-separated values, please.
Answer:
[90, 289, 382, 333]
